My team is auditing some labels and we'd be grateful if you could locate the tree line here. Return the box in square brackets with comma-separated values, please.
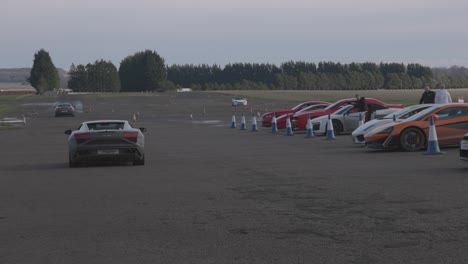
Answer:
[167, 62, 438, 91]
[27, 49, 468, 94]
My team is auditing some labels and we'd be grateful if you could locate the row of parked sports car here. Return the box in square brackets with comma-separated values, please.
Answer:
[260, 98, 468, 160]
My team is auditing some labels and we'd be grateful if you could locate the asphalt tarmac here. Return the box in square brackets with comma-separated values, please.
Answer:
[1, 92, 468, 264]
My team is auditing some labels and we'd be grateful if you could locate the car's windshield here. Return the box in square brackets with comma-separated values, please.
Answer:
[382, 105, 433, 119]
[292, 102, 308, 110]
[87, 122, 125, 130]
[333, 104, 354, 115]
[404, 106, 440, 121]
[296, 104, 323, 113]
[324, 99, 352, 110]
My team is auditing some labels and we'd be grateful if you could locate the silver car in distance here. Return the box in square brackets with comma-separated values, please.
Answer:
[65, 120, 146, 167]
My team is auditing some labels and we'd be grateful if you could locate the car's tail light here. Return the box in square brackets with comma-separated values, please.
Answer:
[74, 133, 91, 144]
[123, 132, 138, 142]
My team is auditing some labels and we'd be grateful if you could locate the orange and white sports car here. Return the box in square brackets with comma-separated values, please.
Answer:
[365, 103, 468, 151]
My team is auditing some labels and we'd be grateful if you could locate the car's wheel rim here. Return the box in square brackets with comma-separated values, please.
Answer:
[332, 122, 342, 132]
[402, 132, 422, 150]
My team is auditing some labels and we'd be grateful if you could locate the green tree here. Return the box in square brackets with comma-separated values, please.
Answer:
[407, 63, 432, 79]
[67, 64, 88, 92]
[273, 73, 297, 89]
[68, 64, 86, 92]
[68, 60, 120, 92]
[28, 49, 60, 94]
[87, 60, 121, 92]
[384, 73, 402, 89]
[119, 50, 166, 92]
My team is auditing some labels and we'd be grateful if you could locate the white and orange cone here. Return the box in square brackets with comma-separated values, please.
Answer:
[425, 115, 443, 155]
[271, 114, 278, 133]
[230, 113, 236, 128]
[240, 113, 247, 130]
[285, 114, 293, 136]
[251, 113, 258, 131]
[357, 113, 364, 127]
[325, 115, 335, 140]
[305, 113, 314, 138]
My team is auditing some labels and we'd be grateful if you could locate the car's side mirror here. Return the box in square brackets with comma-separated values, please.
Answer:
[64, 130, 72, 135]
[431, 114, 439, 121]
[139, 127, 147, 133]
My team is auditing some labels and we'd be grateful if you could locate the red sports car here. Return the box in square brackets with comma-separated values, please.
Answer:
[261, 101, 330, 127]
[291, 98, 404, 131]
[276, 103, 330, 129]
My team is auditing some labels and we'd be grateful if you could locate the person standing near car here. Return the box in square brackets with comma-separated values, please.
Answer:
[355, 94, 370, 122]
[419, 85, 436, 104]
[355, 94, 368, 111]
[434, 83, 452, 104]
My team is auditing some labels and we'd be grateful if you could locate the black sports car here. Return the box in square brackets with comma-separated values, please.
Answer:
[55, 103, 75, 117]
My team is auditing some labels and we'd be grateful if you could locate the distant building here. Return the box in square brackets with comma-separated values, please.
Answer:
[0, 84, 36, 95]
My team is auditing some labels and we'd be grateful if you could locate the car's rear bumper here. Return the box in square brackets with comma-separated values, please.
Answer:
[71, 146, 144, 163]
[55, 111, 74, 116]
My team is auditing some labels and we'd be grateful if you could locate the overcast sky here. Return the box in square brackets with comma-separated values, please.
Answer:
[1, 0, 468, 69]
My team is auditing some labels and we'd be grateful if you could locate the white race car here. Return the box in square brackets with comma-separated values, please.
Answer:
[311, 104, 400, 135]
[351, 104, 436, 144]
[231, 97, 248, 106]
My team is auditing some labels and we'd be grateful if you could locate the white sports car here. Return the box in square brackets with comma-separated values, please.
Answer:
[460, 133, 468, 161]
[311, 104, 400, 135]
[351, 104, 436, 144]
[231, 97, 248, 106]
[65, 120, 146, 167]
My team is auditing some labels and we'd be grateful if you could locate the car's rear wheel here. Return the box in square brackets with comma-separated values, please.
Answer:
[133, 155, 145, 166]
[399, 127, 425, 152]
[331, 120, 344, 133]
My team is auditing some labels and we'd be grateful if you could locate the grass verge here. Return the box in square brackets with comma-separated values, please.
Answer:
[207, 89, 468, 106]
[0, 105, 16, 118]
